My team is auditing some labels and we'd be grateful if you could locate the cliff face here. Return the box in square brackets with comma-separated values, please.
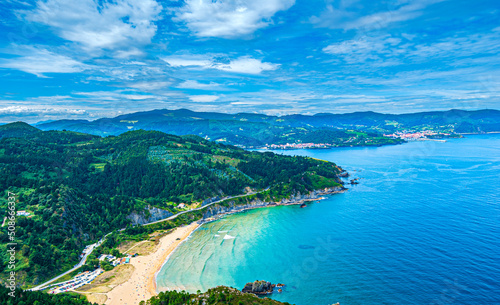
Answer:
[126, 186, 345, 225]
[127, 205, 173, 225]
[202, 186, 345, 219]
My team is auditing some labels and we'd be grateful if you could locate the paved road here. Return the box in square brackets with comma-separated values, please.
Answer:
[31, 236, 107, 291]
[31, 187, 270, 291]
[144, 187, 270, 226]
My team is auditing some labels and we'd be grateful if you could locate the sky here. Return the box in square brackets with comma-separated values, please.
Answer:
[0, 0, 499, 123]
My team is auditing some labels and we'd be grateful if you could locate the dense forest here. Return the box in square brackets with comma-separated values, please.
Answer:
[0, 286, 96, 305]
[0, 285, 291, 305]
[0, 122, 343, 286]
[141, 286, 291, 305]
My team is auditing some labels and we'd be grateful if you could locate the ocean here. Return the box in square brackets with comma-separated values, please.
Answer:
[156, 134, 500, 305]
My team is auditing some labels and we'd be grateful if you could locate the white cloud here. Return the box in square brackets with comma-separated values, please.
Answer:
[215, 56, 279, 74]
[175, 0, 295, 38]
[0, 105, 87, 115]
[128, 81, 172, 91]
[74, 90, 159, 101]
[323, 39, 373, 55]
[322, 35, 405, 65]
[409, 31, 500, 60]
[162, 55, 212, 67]
[24, 0, 162, 56]
[114, 48, 145, 59]
[323, 29, 500, 68]
[163, 55, 279, 74]
[312, 0, 445, 31]
[176, 80, 222, 90]
[189, 95, 219, 102]
[0, 48, 89, 77]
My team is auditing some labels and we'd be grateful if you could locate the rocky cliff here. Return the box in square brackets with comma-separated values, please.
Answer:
[202, 186, 345, 219]
[127, 186, 345, 225]
[127, 205, 173, 225]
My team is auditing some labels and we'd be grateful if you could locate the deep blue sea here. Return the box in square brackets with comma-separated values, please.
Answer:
[157, 134, 500, 305]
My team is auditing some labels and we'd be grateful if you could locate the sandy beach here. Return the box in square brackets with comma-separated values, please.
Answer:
[104, 222, 200, 305]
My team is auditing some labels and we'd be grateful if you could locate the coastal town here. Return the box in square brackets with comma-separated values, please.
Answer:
[262, 129, 458, 149]
[383, 130, 452, 140]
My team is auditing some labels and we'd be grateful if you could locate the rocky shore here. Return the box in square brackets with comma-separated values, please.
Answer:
[201, 186, 347, 220]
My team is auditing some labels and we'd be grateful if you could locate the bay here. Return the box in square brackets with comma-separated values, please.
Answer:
[156, 134, 500, 304]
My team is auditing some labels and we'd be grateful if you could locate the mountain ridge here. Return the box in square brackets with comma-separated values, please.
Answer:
[33, 108, 500, 147]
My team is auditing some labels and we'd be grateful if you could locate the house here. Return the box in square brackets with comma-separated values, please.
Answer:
[16, 211, 30, 217]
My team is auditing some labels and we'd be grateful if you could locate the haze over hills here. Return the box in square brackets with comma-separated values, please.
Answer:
[34, 108, 500, 147]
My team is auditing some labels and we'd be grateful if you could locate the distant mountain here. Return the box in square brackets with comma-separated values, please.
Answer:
[35, 108, 500, 146]
[308, 109, 500, 132]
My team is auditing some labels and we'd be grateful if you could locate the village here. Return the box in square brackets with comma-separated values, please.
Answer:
[383, 130, 449, 140]
[265, 142, 332, 149]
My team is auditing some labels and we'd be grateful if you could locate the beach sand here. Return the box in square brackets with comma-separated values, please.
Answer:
[104, 222, 199, 305]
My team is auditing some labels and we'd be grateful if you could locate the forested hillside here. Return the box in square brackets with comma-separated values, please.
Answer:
[0, 123, 343, 286]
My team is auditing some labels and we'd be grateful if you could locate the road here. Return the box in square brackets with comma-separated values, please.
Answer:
[144, 187, 269, 226]
[30, 187, 270, 291]
[30, 236, 106, 291]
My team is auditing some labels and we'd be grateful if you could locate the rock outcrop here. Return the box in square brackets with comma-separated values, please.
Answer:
[127, 205, 173, 225]
[202, 196, 221, 206]
[242, 280, 274, 295]
[202, 186, 345, 219]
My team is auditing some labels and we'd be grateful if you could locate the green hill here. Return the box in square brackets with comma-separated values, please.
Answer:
[0, 122, 40, 139]
[0, 127, 343, 287]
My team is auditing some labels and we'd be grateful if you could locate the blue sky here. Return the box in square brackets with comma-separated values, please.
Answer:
[0, 0, 499, 123]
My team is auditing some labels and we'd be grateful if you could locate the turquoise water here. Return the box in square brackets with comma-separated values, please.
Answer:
[156, 134, 500, 304]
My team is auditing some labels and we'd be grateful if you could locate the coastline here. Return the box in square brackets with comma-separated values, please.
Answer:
[103, 187, 346, 304]
[201, 186, 348, 221]
[103, 222, 200, 305]
[201, 187, 348, 223]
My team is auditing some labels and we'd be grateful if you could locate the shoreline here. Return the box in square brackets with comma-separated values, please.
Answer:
[103, 222, 200, 305]
[152, 223, 203, 293]
[149, 223, 202, 296]
[154, 187, 348, 293]
[103, 187, 346, 304]
[154, 188, 348, 294]
[202, 188, 348, 223]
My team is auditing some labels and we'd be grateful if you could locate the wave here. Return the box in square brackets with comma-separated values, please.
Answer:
[223, 234, 235, 240]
